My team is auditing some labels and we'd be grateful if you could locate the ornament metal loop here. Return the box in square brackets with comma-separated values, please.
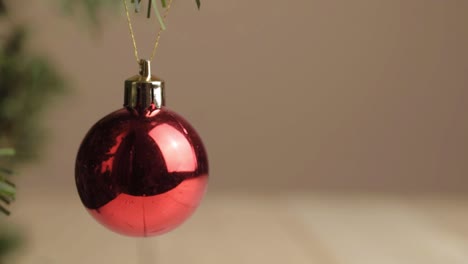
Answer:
[124, 60, 165, 112]
[139, 59, 152, 81]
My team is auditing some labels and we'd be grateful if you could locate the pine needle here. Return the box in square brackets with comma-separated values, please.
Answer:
[152, 0, 166, 30]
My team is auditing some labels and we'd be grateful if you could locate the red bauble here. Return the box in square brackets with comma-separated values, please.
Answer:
[75, 106, 208, 237]
[76, 60, 209, 237]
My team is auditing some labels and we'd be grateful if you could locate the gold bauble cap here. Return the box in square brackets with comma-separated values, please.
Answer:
[124, 59, 165, 110]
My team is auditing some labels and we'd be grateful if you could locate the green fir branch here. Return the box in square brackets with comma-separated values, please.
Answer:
[0, 148, 15, 216]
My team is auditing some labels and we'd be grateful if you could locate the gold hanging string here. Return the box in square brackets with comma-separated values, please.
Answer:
[123, 0, 174, 64]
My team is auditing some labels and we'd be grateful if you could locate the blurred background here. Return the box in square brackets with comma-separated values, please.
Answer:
[2, 0, 468, 263]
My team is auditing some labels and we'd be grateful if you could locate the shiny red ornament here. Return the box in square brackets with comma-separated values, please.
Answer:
[75, 60, 208, 237]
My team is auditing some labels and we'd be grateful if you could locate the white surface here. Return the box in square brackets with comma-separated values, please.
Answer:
[8, 192, 468, 264]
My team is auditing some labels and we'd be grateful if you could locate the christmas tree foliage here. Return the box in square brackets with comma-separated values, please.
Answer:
[0, 1, 66, 259]
[0, 8, 66, 216]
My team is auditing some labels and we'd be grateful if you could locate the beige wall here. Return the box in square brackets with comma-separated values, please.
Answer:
[11, 0, 468, 194]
